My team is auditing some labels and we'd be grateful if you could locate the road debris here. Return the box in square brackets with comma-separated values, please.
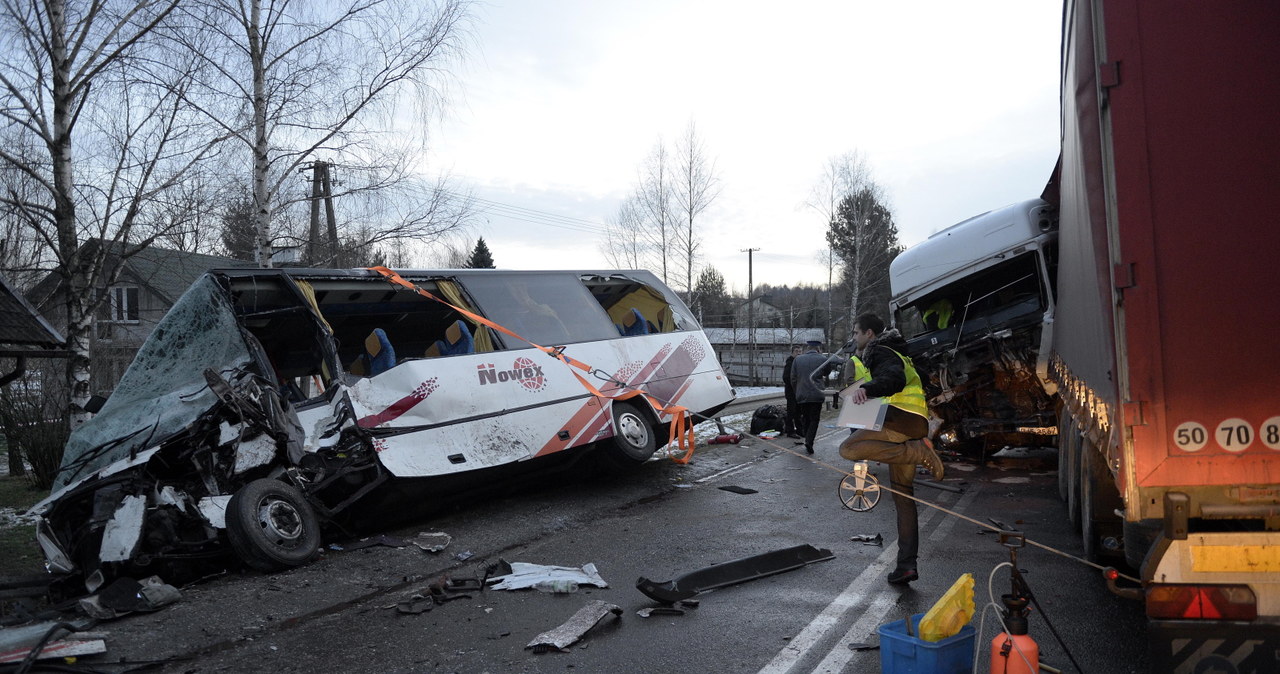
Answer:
[411, 531, 452, 553]
[635, 544, 835, 604]
[346, 534, 408, 550]
[534, 580, 579, 594]
[0, 638, 107, 664]
[526, 600, 622, 652]
[718, 485, 758, 495]
[78, 576, 181, 619]
[850, 533, 884, 546]
[0, 619, 104, 665]
[488, 561, 608, 591]
[636, 606, 686, 618]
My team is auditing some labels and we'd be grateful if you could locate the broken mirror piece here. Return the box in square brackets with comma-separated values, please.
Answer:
[636, 543, 835, 604]
[526, 600, 623, 652]
[488, 561, 608, 591]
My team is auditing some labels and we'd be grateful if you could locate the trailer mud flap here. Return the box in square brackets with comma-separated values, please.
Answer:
[1149, 619, 1280, 673]
[635, 544, 835, 604]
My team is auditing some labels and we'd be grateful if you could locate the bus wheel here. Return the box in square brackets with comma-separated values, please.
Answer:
[598, 402, 657, 472]
[226, 479, 320, 572]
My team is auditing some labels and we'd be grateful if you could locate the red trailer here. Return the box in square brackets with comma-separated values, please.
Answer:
[1052, 0, 1280, 668]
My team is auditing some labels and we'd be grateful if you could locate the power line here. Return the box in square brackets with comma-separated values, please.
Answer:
[468, 195, 611, 235]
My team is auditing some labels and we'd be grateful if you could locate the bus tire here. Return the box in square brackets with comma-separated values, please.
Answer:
[598, 402, 657, 472]
[226, 479, 320, 572]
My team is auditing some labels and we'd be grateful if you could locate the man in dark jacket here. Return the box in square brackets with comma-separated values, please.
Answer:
[838, 313, 944, 585]
[781, 344, 802, 438]
[790, 340, 833, 454]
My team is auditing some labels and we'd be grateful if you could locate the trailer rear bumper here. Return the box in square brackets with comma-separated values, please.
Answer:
[1148, 619, 1280, 673]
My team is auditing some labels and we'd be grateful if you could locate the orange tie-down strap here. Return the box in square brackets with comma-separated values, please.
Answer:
[367, 267, 698, 463]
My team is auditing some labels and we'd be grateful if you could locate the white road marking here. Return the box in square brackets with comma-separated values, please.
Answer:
[757, 485, 959, 674]
[695, 461, 760, 484]
[811, 484, 985, 673]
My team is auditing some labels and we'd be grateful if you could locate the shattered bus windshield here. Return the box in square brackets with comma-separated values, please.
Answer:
[56, 276, 253, 490]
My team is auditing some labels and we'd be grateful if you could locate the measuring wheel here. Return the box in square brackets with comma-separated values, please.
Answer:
[839, 461, 882, 512]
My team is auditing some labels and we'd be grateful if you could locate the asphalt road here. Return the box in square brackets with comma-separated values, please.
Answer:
[45, 412, 1148, 673]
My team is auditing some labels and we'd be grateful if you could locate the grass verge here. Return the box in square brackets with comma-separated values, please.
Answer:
[0, 474, 48, 577]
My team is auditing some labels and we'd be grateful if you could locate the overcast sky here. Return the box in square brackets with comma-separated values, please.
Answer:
[422, 0, 1062, 294]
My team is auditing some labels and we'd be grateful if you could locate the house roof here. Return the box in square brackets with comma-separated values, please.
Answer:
[0, 272, 65, 355]
[27, 239, 255, 308]
[119, 244, 256, 304]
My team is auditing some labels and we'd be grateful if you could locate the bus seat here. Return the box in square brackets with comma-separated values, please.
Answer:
[621, 308, 648, 336]
[433, 320, 474, 356]
[364, 328, 397, 375]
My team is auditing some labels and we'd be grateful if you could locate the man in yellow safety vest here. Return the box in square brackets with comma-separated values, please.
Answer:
[838, 313, 944, 585]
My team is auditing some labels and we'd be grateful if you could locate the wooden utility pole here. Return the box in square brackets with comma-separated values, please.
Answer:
[304, 161, 339, 266]
[741, 247, 760, 385]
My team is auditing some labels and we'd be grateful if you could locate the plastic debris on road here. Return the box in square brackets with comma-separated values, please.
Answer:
[526, 600, 622, 652]
[488, 561, 608, 591]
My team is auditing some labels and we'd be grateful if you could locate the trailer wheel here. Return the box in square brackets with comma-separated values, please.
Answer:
[1066, 420, 1082, 532]
[226, 479, 320, 572]
[597, 402, 657, 472]
[1057, 409, 1070, 501]
[1080, 446, 1099, 560]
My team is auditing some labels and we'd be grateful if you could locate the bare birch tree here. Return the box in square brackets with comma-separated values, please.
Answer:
[174, 0, 475, 267]
[0, 0, 233, 425]
[827, 188, 901, 324]
[600, 193, 648, 270]
[672, 121, 719, 302]
[634, 140, 673, 283]
[805, 151, 879, 340]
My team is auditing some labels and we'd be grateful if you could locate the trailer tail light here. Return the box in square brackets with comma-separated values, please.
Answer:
[1146, 584, 1257, 620]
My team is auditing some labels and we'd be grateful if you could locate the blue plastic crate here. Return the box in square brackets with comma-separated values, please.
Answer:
[878, 613, 976, 674]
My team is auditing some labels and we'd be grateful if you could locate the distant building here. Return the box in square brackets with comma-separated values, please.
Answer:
[703, 327, 826, 386]
[1, 272, 67, 386]
[733, 297, 783, 325]
[27, 240, 255, 395]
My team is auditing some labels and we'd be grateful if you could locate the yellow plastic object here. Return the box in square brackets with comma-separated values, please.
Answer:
[918, 573, 975, 642]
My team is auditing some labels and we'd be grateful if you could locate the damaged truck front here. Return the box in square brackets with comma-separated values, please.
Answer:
[888, 199, 1059, 455]
[32, 267, 734, 594]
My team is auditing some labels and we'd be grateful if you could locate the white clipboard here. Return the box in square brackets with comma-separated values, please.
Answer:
[836, 381, 889, 431]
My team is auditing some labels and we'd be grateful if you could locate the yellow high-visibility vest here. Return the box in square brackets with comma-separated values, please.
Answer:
[849, 356, 871, 383]
[923, 299, 953, 330]
[882, 348, 928, 419]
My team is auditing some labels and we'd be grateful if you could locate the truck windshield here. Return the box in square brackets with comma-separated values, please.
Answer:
[896, 252, 1046, 341]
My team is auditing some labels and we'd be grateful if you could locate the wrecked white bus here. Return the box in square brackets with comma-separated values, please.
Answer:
[32, 267, 734, 592]
[887, 198, 1058, 456]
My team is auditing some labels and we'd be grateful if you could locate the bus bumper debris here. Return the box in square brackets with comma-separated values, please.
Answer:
[526, 600, 622, 652]
[635, 543, 835, 604]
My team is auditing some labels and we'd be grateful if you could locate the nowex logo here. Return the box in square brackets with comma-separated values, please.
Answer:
[477, 357, 547, 392]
